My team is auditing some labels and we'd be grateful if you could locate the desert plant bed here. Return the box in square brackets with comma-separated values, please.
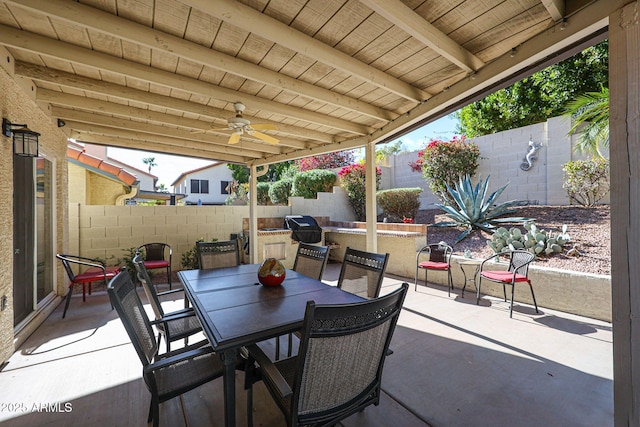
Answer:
[415, 205, 610, 275]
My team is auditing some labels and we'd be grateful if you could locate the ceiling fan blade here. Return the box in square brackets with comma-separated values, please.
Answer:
[251, 123, 277, 131]
[228, 132, 241, 144]
[252, 131, 280, 145]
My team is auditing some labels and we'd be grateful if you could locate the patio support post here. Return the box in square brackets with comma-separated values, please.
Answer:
[249, 164, 258, 264]
[365, 141, 377, 253]
[609, 1, 640, 425]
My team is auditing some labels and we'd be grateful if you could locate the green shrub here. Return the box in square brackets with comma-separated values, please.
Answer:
[338, 163, 382, 221]
[117, 247, 142, 283]
[269, 178, 293, 205]
[409, 136, 480, 206]
[562, 159, 610, 207]
[181, 238, 218, 270]
[256, 182, 271, 205]
[487, 222, 571, 257]
[377, 188, 422, 222]
[291, 169, 337, 199]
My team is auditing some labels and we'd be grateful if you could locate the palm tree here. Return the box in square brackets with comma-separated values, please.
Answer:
[565, 87, 609, 159]
[142, 157, 157, 174]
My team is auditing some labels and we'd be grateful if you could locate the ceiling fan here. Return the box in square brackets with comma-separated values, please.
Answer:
[195, 102, 279, 145]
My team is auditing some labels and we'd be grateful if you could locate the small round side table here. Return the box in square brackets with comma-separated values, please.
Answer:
[457, 259, 480, 298]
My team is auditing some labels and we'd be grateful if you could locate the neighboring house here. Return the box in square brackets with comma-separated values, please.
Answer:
[171, 163, 234, 205]
[75, 143, 184, 205]
[67, 144, 139, 205]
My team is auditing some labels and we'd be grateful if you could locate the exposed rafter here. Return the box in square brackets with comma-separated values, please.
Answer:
[541, 0, 565, 21]
[180, 0, 430, 102]
[359, 0, 484, 72]
[0, 25, 370, 135]
[7, 0, 397, 122]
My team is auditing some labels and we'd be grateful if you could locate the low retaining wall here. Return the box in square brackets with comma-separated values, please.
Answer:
[418, 254, 612, 322]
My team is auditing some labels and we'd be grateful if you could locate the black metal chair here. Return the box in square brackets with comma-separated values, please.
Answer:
[337, 247, 389, 299]
[107, 270, 224, 427]
[196, 239, 240, 269]
[244, 283, 408, 427]
[133, 253, 202, 352]
[276, 243, 330, 359]
[292, 243, 330, 281]
[415, 242, 454, 296]
[477, 250, 539, 318]
[136, 243, 172, 289]
[56, 253, 120, 318]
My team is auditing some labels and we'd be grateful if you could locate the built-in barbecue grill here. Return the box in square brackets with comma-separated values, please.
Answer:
[284, 215, 322, 243]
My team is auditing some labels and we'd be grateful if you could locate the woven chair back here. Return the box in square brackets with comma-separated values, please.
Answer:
[292, 243, 329, 281]
[337, 247, 389, 299]
[196, 240, 240, 270]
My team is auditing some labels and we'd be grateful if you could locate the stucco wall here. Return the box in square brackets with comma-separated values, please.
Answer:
[86, 172, 128, 205]
[0, 50, 69, 364]
[68, 163, 87, 204]
[388, 116, 607, 209]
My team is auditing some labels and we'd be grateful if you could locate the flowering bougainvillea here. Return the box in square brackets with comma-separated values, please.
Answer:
[408, 136, 479, 205]
[295, 151, 355, 171]
[338, 163, 382, 221]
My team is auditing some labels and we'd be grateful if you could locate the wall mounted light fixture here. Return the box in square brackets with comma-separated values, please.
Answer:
[2, 118, 40, 157]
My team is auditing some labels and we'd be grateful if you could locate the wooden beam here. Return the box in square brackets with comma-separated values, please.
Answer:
[53, 107, 277, 158]
[7, 0, 396, 122]
[359, 0, 484, 72]
[180, 0, 429, 102]
[541, 0, 565, 21]
[0, 24, 370, 135]
[71, 131, 250, 164]
[17, 63, 322, 147]
[43, 92, 301, 152]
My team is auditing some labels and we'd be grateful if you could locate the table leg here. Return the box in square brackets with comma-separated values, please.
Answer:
[221, 349, 238, 427]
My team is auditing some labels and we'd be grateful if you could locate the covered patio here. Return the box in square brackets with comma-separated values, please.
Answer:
[0, 1, 636, 425]
[0, 266, 612, 426]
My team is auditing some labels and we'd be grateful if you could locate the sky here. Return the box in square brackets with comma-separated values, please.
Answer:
[107, 113, 460, 188]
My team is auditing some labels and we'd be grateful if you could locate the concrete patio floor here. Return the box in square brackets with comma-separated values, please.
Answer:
[0, 264, 613, 426]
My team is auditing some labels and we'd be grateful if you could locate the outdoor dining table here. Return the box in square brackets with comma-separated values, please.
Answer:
[178, 263, 365, 427]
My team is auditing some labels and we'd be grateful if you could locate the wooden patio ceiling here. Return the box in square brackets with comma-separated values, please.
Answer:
[0, 0, 619, 167]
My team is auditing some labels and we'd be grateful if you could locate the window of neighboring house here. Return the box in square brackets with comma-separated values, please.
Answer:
[221, 180, 230, 195]
[190, 179, 209, 194]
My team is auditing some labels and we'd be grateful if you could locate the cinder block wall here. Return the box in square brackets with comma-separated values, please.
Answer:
[73, 185, 356, 269]
[388, 116, 607, 209]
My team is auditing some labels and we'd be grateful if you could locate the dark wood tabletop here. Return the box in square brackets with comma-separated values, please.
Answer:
[178, 264, 365, 427]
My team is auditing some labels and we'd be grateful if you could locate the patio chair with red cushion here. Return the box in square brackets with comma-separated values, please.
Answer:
[415, 242, 453, 296]
[477, 249, 539, 318]
[56, 253, 121, 318]
[136, 243, 172, 289]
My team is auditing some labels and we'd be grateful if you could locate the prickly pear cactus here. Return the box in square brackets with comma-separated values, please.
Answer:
[487, 221, 570, 257]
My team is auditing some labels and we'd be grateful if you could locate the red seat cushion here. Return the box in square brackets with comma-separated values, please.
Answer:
[481, 271, 529, 283]
[418, 261, 449, 271]
[73, 266, 121, 283]
[144, 260, 169, 269]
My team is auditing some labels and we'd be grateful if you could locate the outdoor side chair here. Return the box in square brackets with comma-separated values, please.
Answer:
[56, 253, 121, 318]
[196, 239, 240, 269]
[136, 243, 173, 289]
[275, 243, 330, 359]
[415, 242, 454, 296]
[337, 247, 389, 299]
[133, 253, 202, 352]
[477, 249, 539, 318]
[244, 283, 409, 427]
[107, 270, 223, 427]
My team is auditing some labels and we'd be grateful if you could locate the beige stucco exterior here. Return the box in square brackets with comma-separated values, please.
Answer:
[0, 52, 69, 363]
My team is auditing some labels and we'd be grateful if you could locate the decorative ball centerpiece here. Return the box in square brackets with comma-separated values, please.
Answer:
[257, 258, 286, 286]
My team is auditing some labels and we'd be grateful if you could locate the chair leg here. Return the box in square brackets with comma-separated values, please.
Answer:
[275, 335, 281, 361]
[476, 277, 482, 305]
[150, 397, 160, 427]
[167, 266, 172, 290]
[62, 284, 74, 318]
[509, 283, 515, 318]
[502, 283, 507, 302]
[447, 269, 452, 297]
[287, 332, 293, 357]
[82, 283, 86, 302]
[528, 281, 539, 313]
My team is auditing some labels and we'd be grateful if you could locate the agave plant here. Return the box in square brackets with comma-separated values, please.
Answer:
[433, 175, 532, 243]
